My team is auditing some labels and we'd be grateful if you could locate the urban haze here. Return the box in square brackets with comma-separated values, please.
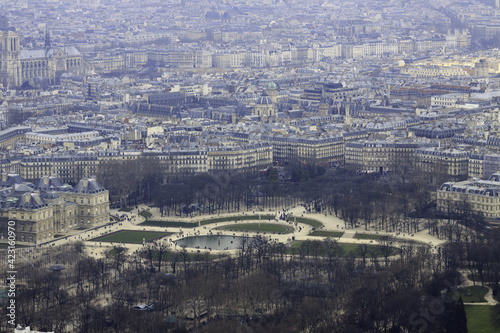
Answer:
[0, 0, 500, 332]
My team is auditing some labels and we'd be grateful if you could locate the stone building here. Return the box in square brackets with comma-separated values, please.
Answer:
[475, 59, 489, 78]
[437, 173, 500, 219]
[0, 25, 21, 87]
[253, 90, 277, 121]
[0, 174, 109, 244]
[345, 139, 420, 173]
[0, 23, 83, 87]
[415, 147, 470, 180]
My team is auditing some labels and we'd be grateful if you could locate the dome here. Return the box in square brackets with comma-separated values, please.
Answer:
[268, 82, 277, 89]
[257, 96, 273, 105]
[256, 91, 273, 105]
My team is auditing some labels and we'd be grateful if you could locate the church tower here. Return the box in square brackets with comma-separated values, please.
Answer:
[0, 21, 21, 88]
[318, 98, 330, 116]
[45, 27, 51, 53]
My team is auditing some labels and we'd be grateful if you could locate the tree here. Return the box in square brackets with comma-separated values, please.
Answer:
[456, 297, 468, 333]
[97, 159, 139, 207]
[144, 242, 156, 272]
[377, 236, 394, 267]
[110, 246, 127, 276]
[152, 240, 169, 272]
[357, 243, 369, 269]
[265, 166, 279, 181]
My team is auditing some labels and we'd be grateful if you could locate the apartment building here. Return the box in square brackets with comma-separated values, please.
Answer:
[0, 126, 31, 149]
[415, 147, 470, 179]
[158, 150, 208, 174]
[469, 152, 500, 179]
[265, 134, 344, 165]
[207, 143, 272, 173]
[345, 140, 419, 172]
[437, 173, 500, 219]
[401, 65, 472, 77]
[431, 93, 468, 107]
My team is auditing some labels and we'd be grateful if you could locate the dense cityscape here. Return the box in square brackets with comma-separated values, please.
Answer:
[1, 0, 500, 332]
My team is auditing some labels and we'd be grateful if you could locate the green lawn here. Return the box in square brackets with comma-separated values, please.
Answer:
[140, 215, 278, 228]
[199, 214, 275, 226]
[118, 207, 133, 212]
[286, 217, 323, 228]
[309, 230, 344, 238]
[455, 286, 489, 303]
[140, 220, 198, 228]
[139, 210, 153, 219]
[91, 230, 172, 244]
[465, 305, 500, 333]
[287, 240, 395, 258]
[354, 233, 385, 240]
[215, 223, 293, 234]
[141, 215, 322, 230]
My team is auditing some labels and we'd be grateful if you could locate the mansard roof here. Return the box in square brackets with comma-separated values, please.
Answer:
[0, 190, 47, 210]
[36, 175, 63, 191]
[0, 173, 25, 188]
[73, 176, 106, 194]
[17, 192, 46, 209]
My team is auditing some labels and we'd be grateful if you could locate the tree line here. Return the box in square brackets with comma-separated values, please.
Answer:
[1, 162, 492, 331]
[1, 230, 488, 332]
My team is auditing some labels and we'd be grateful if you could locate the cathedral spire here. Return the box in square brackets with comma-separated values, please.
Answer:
[45, 27, 51, 51]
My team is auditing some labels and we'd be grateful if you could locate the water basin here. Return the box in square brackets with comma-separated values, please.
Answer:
[174, 235, 253, 250]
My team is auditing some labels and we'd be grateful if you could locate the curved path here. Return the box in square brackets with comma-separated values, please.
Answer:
[460, 273, 498, 306]
[67, 204, 446, 259]
[27, 204, 449, 262]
